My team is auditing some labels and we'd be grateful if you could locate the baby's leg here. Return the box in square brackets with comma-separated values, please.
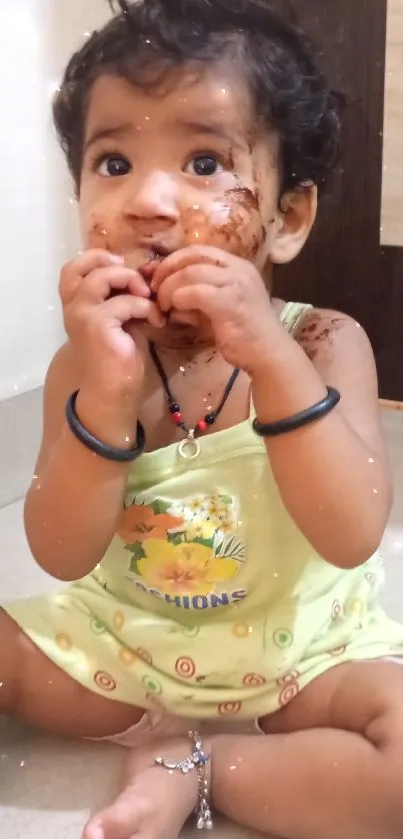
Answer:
[1, 608, 198, 839]
[0, 609, 142, 736]
[210, 660, 403, 839]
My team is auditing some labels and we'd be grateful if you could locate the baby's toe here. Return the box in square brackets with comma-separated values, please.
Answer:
[83, 790, 155, 839]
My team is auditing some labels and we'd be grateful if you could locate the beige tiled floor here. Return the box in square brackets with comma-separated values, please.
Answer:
[0, 410, 402, 838]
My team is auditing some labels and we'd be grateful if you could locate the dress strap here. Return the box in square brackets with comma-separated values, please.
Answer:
[279, 302, 313, 336]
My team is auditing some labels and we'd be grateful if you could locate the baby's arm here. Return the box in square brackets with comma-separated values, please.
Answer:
[24, 249, 160, 581]
[24, 342, 134, 581]
[252, 309, 391, 568]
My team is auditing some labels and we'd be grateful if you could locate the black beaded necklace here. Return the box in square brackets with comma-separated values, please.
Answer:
[149, 341, 240, 459]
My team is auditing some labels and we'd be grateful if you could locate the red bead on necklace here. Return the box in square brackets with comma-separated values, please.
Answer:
[149, 342, 240, 440]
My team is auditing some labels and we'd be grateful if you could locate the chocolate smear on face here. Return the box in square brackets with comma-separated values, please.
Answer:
[181, 185, 266, 261]
[89, 220, 112, 251]
[225, 186, 260, 214]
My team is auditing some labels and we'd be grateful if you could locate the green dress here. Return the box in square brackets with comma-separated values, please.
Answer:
[5, 303, 403, 718]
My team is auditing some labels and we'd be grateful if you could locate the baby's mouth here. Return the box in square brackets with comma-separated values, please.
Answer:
[150, 243, 171, 259]
[139, 247, 198, 329]
[138, 247, 171, 302]
[139, 245, 170, 272]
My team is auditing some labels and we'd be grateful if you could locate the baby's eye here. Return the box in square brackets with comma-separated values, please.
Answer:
[97, 155, 131, 177]
[186, 155, 224, 177]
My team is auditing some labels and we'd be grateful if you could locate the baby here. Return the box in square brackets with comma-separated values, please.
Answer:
[2, 1, 403, 838]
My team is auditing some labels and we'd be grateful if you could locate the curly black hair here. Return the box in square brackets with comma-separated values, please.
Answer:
[53, 0, 341, 198]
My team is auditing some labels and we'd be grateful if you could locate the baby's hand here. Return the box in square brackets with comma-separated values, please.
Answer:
[152, 246, 284, 376]
[60, 249, 165, 403]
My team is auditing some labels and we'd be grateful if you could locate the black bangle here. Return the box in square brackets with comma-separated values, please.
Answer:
[253, 386, 341, 438]
[66, 391, 146, 462]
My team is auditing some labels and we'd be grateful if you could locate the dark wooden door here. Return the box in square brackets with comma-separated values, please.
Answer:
[276, 0, 403, 400]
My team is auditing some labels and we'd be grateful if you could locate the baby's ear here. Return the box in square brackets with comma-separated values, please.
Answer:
[268, 184, 317, 265]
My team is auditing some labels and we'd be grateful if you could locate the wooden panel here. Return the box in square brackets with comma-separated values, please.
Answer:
[275, 0, 403, 400]
[381, 0, 403, 246]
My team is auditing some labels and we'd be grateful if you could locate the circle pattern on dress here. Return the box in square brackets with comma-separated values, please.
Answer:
[143, 674, 162, 694]
[273, 628, 294, 649]
[232, 624, 253, 638]
[136, 647, 153, 665]
[345, 598, 365, 617]
[119, 647, 137, 666]
[91, 618, 106, 635]
[55, 633, 72, 651]
[277, 670, 300, 706]
[218, 701, 242, 715]
[277, 670, 300, 687]
[331, 600, 342, 620]
[329, 645, 347, 657]
[175, 657, 196, 678]
[182, 625, 200, 637]
[279, 682, 299, 706]
[94, 671, 116, 692]
[243, 673, 266, 687]
[113, 611, 125, 630]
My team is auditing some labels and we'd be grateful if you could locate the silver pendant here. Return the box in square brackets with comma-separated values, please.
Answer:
[155, 755, 197, 774]
[178, 430, 201, 461]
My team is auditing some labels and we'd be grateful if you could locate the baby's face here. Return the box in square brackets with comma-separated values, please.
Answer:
[79, 64, 281, 277]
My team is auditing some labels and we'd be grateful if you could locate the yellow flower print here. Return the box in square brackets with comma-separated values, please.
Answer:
[137, 539, 238, 595]
[185, 520, 216, 541]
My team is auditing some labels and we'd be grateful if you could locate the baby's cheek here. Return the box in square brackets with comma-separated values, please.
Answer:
[182, 191, 266, 262]
[85, 211, 131, 254]
[214, 209, 266, 261]
[86, 218, 111, 251]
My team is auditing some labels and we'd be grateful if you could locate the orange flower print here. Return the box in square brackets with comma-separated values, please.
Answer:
[117, 504, 183, 544]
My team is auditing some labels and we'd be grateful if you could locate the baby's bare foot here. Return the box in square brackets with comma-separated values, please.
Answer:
[83, 738, 201, 839]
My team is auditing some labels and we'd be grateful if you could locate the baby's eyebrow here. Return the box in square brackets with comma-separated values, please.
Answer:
[84, 122, 134, 152]
[170, 118, 247, 151]
[83, 118, 249, 154]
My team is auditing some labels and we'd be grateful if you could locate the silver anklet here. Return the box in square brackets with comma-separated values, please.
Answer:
[155, 730, 213, 830]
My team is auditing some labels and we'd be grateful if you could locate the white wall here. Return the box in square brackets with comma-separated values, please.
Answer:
[0, 0, 110, 400]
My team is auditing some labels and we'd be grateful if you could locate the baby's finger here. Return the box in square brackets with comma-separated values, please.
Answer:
[157, 265, 226, 313]
[171, 283, 220, 318]
[151, 246, 227, 292]
[78, 267, 151, 304]
[102, 295, 166, 328]
[60, 250, 124, 303]
[74, 248, 124, 276]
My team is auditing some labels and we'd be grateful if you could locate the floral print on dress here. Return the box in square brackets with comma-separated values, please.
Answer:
[117, 505, 183, 544]
[118, 494, 246, 608]
[136, 539, 239, 595]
